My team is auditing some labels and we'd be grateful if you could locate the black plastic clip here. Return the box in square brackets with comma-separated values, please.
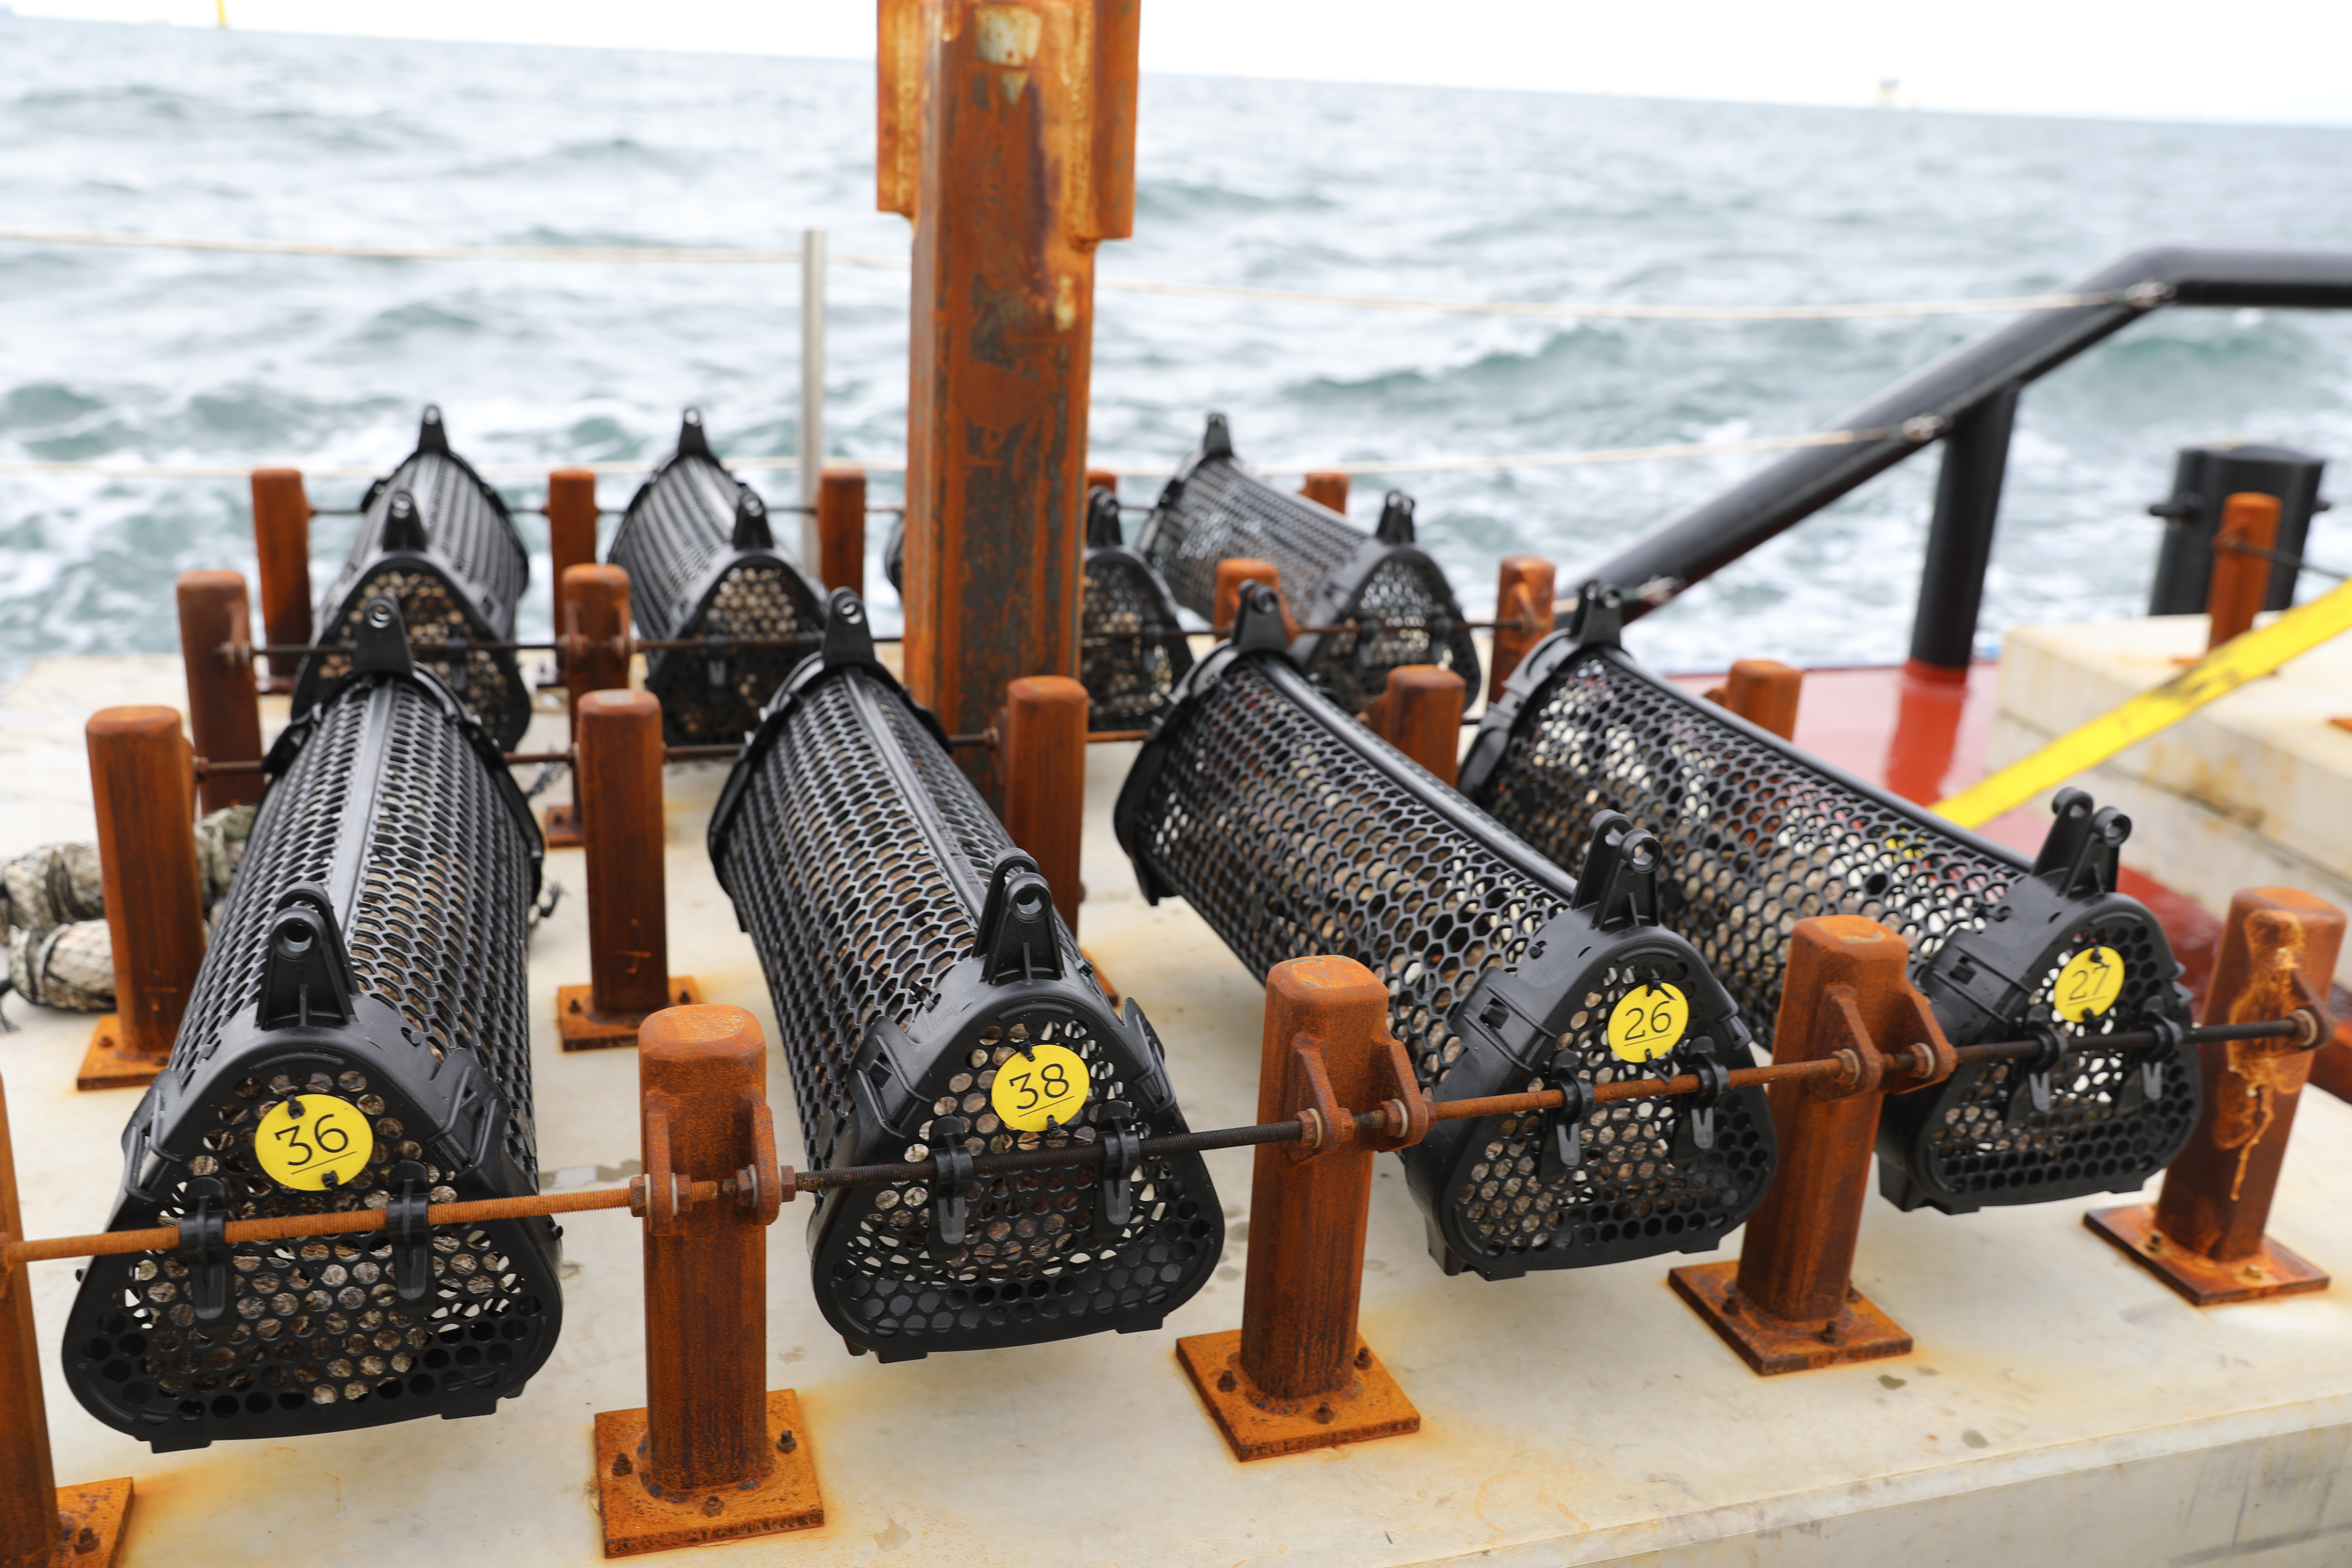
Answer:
[178, 1177, 232, 1323]
[707, 632, 730, 688]
[1671, 1046, 1730, 1161]
[1536, 1065, 1595, 1180]
[975, 852, 1066, 985]
[731, 488, 774, 552]
[382, 488, 430, 552]
[385, 1160, 434, 1304]
[1084, 486, 1125, 548]
[2005, 1023, 2070, 1124]
[2120, 1015, 2183, 1110]
[1569, 810, 1664, 932]
[931, 1143, 976, 1250]
[1094, 1112, 1144, 1242]
[1374, 490, 1416, 545]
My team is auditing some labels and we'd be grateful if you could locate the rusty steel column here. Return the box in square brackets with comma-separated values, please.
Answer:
[556, 691, 700, 1049]
[79, 708, 206, 1092]
[1703, 658, 1803, 741]
[250, 468, 311, 693]
[2207, 491, 2282, 651]
[1177, 957, 1423, 1461]
[1670, 917, 1951, 1374]
[1085, 465, 1118, 498]
[2088, 888, 2345, 1304]
[1365, 665, 1464, 786]
[1299, 471, 1349, 514]
[594, 1005, 818, 1556]
[547, 469, 602, 643]
[550, 563, 632, 849]
[1488, 555, 1555, 703]
[881, 0, 1139, 808]
[1000, 676, 1088, 930]
[176, 571, 265, 814]
[1212, 558, 1296, 640]
[815, 469, 867, 595]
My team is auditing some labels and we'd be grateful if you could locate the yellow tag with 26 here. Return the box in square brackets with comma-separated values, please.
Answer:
[2054, 946, 2126, 1022]
[255, 1094, 375, 1191]
[1607, 983, 1689, 1063]
[989, 1043, 1091, 1133]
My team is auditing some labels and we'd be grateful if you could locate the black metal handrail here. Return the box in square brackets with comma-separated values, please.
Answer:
[1580, 246, 2352, 668]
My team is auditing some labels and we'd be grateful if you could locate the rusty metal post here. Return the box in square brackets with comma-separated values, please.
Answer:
[2088, 888, 2345, 1304]
[556, 691, 700, 1049]
[549, 563, 632, 849]
[1488, 555, 1554, 703]
[176, 571, 264, 814]
[79, 708, 206, 1092]
[1299, 471, 1349, 514]
[1212, 558, 1297, 640]
[1703, 658, 1803, 741]
[881, 0, 1139, 810]
[1177, 957, 1423, 1461]
[814, 468, 867, 595]
[547, 469, 602, 640]
[1364, 665, 1464, 786]
[250, 468, 311, 693]
[1085, 466, 1119, 498]
[0, 1078, 135, 1568]
[1671, 917, 1951, 1374]
[1000, 676, 1088, 930]
[2207, 491, 2282, 651]
[594, 1005, 818, 1556]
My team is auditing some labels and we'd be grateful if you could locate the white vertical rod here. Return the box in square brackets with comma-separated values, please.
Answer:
[798, 226, 827, 569]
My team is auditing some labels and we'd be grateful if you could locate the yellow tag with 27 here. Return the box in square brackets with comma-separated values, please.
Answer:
[2054, 947, 2126, 1022]
[1607, 983, 1689, 1063]
[989, 1043, 1092, 1133]
[254, 1094, 375, 1191]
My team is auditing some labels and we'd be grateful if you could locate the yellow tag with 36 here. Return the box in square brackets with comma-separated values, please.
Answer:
[2054, 946, 2126, 1022]
[989, 1043, 1091, 1133]
[254, 1094, 375, 1191]
[1607, 983, 1689, 1064]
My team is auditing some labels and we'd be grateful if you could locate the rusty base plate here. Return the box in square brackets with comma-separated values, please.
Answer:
[2085, 1204, 2330, 1306]
[76, 1017, 165, 1092]
[555, 979, 703, 1051]
[1176, 1329, 1420, 1462]
[593, 1390, 821, 1559]
[542, 801, 582, 849]
[1670, 1261, 1914, 1376]
[47, 1476, 133, 1566]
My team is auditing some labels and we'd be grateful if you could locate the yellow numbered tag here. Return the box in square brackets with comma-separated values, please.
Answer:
[2054, 946, 2126, 1022]
[1607, 983, 1689, 1063]
[989, 1043, 1092, 1133]
[254, 1094, 375, 1191]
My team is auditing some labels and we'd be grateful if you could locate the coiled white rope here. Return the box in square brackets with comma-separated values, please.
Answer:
[0, 427, 1896, 485]
[0, 225, 2119, 322]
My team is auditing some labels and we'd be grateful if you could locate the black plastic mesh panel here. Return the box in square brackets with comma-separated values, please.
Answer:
[709, 623, 1221, 1357]
[65, 662, 558, 1450]
[1081, 546, 1193, 730]
[297, 416, 532, 748]
[1463, 634, 2198, 1214]
[608, 439, 825, 745]
[1136, 421, 1479, 714]
[1115, 645, 1776, 1278]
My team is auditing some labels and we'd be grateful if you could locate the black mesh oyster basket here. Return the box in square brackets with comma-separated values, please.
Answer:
[1135, 413, 1480, 715]
[708, 590, 1222, 1360]
[294, 406, 532, 749]
[1113, 584, 1776, 1280]
[1459, 588, 2201, 1216]
[64, 599, 558, 1452]
[607, 409, 828, 744]
[1080, 489, 1193, 731]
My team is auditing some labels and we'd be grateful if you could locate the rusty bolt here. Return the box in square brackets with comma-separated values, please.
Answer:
[1354, 1346, 1373, 1371]
[611, 1452, 632, 1476]
[1296, 1107, 1325, 1151]
[1216, 1369, 1237, 1393]
[1829, 1048, 1862, 1088]
[701, 1497, 723, 1518]
[1313, 1403, 1336, 1425]
[1722, 1292, 1743, 1317]
[76, 1527, 99, 1555]
[778, 1429, 798, 1454]
[1817, 1319, 1845, 1346]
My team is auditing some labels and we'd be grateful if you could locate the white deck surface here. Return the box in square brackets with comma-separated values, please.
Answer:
[7, 654, 2352, 1566]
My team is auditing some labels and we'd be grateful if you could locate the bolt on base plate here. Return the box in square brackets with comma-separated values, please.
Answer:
[74, 1017, 163, 1092]
[46, 1477, 133, 1566]
[1670, 1261, 1914, 1376]
[541, 801, 582, 849]
[593, 1390, 821, 1559]
[1176, 1330, 1420, 1462]
[2085, 1204, 2329, 1306]
[555, 978, 704, 1051]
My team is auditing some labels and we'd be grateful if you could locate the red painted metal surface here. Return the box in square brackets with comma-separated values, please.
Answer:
[250, 467, 311, 693]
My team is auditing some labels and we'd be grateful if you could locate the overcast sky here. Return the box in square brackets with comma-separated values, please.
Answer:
[12, 0, 2352, 126]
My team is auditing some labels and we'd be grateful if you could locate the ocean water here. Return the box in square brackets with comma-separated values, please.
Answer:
[3, 14, 2351, 684]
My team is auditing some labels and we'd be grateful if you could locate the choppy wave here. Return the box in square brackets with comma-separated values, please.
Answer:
[3, 15, 2350, 681]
